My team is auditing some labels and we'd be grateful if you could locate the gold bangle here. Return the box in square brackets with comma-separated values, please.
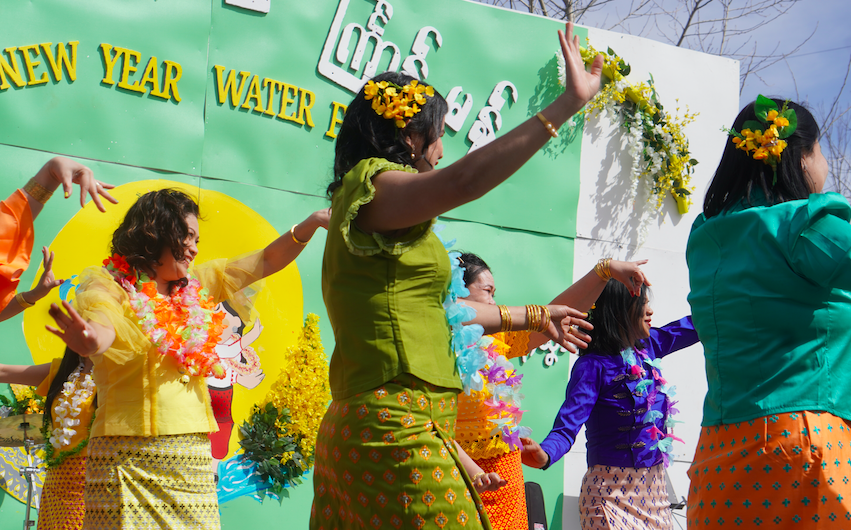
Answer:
[472, 472, 485, 483]
[538, 305, 551, 333]
[15, 292, 34, 308]
[290, 224, 309, 246]
[525, 304, 539, 332]
[536, 112, 559, 138]
[22, 179, 53, 205]
[594, 258, 613, 281]
[498, 305, 511, 333]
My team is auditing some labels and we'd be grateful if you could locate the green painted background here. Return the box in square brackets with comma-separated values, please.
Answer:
[0, 0, 586, 527]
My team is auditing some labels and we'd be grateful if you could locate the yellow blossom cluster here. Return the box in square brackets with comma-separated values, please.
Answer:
[731, 109, 789, 163]
[10, 384, 45, 414]
[260, 313, 331, 466]
[578, 43, 698, 214]
[363, 79, 435, 128]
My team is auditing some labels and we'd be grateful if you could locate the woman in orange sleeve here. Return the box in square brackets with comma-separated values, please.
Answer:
[0, 157, 117, 320]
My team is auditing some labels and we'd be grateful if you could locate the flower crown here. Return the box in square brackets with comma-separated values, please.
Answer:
[724, 95, 798, 183]
[363, 79, 435, 128]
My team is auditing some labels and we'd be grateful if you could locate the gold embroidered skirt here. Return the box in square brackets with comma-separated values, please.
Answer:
[38, 455, 86, 530]
[310, 374, 491, 529]
[84, 433, 220, 530]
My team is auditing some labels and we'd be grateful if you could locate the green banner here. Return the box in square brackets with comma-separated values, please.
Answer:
[0, 1, 585, 528]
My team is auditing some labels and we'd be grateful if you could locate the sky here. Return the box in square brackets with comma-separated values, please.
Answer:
[575, 0, 851, 114]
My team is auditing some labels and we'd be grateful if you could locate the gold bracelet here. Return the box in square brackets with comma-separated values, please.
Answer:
[290, 224, 309, 246]
[525, 304, 540, 332]
[594, 257, 613, 281]
[538, 305, 551, 333]
[536, 112, 559, 138]
[472, 472, 485, 482]
[15, 292, 34, 308]
[497, 305, 512, 333]
[22, 179, 53, 204]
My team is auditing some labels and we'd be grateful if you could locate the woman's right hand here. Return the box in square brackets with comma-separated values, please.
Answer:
[40, 157, 118, 212]
[556, 22, 604, 115]
[610, 259, 651, 296]
[520, 437, 550, 469]
[545, 305, 593, 353]
[46, 300, 102, 356]
[473, 471, 507, 494]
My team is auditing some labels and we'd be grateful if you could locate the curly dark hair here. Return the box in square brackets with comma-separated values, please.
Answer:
[328, 71, 448, 196]
[110, 189, 200, 279]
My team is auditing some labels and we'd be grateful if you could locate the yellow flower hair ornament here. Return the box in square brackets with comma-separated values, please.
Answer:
[363, 79, 435, 128]
[724, 95, 797, 184]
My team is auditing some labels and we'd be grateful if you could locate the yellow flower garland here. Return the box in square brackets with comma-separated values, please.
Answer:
[563, 43, 699, 214]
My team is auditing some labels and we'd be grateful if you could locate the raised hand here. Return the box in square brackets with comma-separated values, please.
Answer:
[46, 300, 101, 356]
[557, 22, 604, 111]
[610, 259, 651, 296]
[43, 156, 118, 212]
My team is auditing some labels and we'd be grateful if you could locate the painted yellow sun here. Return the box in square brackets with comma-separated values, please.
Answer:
[22, 179, 304, 460]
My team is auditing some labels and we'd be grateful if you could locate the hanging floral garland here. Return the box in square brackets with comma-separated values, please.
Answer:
[238, 313, 331, 501]
[558, 43, 699, 215]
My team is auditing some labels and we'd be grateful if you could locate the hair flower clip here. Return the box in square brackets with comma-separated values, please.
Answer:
[363, 79, 435, 129]
[724, 95, 797, 184]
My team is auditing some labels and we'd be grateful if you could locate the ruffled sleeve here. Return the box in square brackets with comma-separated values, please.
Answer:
[785, 192, 851, 290]
[74, 267, 149, 365]
[0, 190, 34, 310]
[539, 355, 603, 467]
[336, 158, 433, 256]
[193, 251, 264, 322]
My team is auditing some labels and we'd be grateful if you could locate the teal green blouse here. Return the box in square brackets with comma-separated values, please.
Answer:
[687, 191, 851, 426]
[322, 158, 461, 400]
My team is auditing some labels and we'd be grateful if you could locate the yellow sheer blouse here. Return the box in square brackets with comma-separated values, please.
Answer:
[74, 252, 263, 438]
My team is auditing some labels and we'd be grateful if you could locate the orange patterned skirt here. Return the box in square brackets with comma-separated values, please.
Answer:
[38, 455, 86, 530]
[310, 374, 490, 530]
[688, 411, 851, 527]
[476, 449, 527, 530]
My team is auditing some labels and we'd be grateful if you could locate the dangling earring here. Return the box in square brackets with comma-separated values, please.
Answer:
[411, 152, 416, 160]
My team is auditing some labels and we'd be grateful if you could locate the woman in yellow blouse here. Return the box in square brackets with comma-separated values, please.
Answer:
[0, 347, 95, 530]
[44, 188, 328, 530]
[455, 252, 647, 530]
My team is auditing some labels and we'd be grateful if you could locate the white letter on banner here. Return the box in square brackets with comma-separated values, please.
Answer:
[467, 81, 518, 152]
[444, 86, 473, 132]
[319, 0, 402, 93]
[401, 27, 442, 80]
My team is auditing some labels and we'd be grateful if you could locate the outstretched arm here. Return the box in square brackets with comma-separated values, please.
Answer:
[356, 23, 604, 235]
[0, 363, 51, 387]
[261, 208, 330, 279]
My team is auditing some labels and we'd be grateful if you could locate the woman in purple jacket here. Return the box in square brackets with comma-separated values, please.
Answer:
[521, 280, 698, 530]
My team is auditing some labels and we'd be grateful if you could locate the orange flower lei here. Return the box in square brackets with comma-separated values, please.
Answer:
[103, 254, 227, 379]
[363, 79, 435, 128]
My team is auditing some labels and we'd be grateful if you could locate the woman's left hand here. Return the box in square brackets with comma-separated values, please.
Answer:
[610, 259, 651, 296]
[310, 207, 331, 230]
[28, 247, 63, 302]
[472, 471, 507, 493]
[545, 305, 593, 353]
[46, 300, 101, 356]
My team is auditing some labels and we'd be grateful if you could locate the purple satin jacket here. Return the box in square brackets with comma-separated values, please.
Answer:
[540, 316, 697, 469]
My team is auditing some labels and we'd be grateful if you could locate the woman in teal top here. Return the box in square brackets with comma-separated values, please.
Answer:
[686, 98, 850, 527]
[311, 23, 619, 530]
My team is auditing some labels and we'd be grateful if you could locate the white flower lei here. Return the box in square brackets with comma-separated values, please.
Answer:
[49, 364, 96, 449]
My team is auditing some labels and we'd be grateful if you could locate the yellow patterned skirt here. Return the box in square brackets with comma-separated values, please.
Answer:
[688, 411, 851, 528]
[38, 455, 86, 530]
[310, 374, 491, 530]
[84, 433, 220, 530]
